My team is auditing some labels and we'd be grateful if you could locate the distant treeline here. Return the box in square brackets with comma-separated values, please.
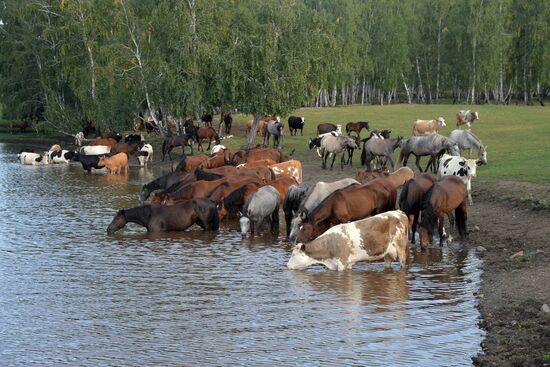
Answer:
[0, 0, 549, 134]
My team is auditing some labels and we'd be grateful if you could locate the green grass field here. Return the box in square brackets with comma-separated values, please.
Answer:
[2, 104, 549, 183]
[225, 104, 550, 183]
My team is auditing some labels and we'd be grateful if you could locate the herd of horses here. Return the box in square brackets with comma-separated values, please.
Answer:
[19, 109, 488, 271]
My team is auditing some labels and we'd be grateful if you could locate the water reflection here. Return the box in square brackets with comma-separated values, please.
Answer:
[0, 143, 483, 367]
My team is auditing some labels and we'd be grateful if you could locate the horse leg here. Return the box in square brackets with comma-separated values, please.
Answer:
[330, 152, 337, 170]
[340, 152, 345, 170]
[207, 138, 212, 151]
[272, 205, 280, 233]
[438, 214, 445, 246]
[414, 155, 424, 172]
[411, 212, 419, 244]
[322, 151, 328, 169]
[386, 155, 395, 170]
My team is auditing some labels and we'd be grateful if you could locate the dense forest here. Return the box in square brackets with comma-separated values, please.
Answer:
[1, 0, 549, 135]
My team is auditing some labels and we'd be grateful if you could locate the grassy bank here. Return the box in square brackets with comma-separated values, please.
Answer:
[2, 104, 549, 183]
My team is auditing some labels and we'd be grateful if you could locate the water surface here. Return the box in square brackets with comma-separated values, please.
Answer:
[0, 143, 483, 366]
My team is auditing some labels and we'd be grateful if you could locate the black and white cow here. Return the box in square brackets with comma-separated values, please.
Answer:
[138, 143, 154, 166]
[438, 153, 479, 205]
[46, 149, 76, 163]
[74, 152, 111, 173]
[288, 116, 305, 136]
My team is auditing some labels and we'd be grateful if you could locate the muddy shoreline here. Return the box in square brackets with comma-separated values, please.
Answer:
[5, 137, 550, 366]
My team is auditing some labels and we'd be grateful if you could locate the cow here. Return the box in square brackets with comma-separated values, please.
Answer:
[98, 153, 129, 174]
[288, 116, 305, 136]
[269, 160, 302, 184]
[124, 134, 143, 144]
[74, 152, 111, 173]
[412, 117, 446, 136]
[456, 110, 479, 129]
[287, 210, 409, 271]
[18, 152, 50, 165]
[437, 153, 479, 205]
[78, 145, 111, 156]
[138, 144, 154, 166]
[46, 149, 76, 164]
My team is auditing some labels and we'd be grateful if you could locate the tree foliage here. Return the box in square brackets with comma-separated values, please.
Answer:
[0, 0, 549, 133]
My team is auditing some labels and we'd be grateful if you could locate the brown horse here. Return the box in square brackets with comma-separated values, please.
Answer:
[174, 154, 209, 172]
[197, 127, 220, 151]
[295, 178, 397, 243]
[208, 165, 274, 183]
[266, 176, 298, 203]
[236, 159, 277, 169]
[355, 167, 390, 183]
[199, 150, 231, 169]
[111, 141, 144, 156]
[106, 198, 219, 234]
[219, 181, 263, 218]
[418, 175, 468, 248]
[91, 137, 118, 147]
[398, 173, 437, 243]
[356, 166, 414, 189]
[345, 121, 369, 138]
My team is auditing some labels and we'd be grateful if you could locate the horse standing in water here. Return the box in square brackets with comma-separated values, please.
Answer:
[162, 134, 196, 161]
[239, 186, 280, 237]
[106, 198, 220, 234]
[418, 175, 468, 248]
[398, 173, 437, 243]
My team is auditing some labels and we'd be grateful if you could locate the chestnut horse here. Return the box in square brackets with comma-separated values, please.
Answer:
[418, 175, 468, 248]
[219, 181, 263, 218]
[345, 121, 369, 138]
[106, 198, 219, 234]
[197, 127, 221, 151]
[174, 154, 209, 172]
[398, 173, 437, 243]
[294, 178, 397, 243]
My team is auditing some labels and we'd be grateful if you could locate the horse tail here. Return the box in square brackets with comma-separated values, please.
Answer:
[210, 202, 220, 230]
[419, 184, 437, 236]
[455, 204, 467, 238]
[360, 144, 367, 166]
[398, 179, 413, 215]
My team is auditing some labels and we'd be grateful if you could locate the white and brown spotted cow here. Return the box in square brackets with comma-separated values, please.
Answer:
[269, 159, 302, 184]
[456, 110, 479, 129]
[287, 210, 409, 271]
[437, 153, 479, 205]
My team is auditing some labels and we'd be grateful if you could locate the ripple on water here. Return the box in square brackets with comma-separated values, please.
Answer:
[0, 143, 483, 366]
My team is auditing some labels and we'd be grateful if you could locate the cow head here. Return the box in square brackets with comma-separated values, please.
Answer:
[287, 243, 315, 270]
[436, 117, 446, 127]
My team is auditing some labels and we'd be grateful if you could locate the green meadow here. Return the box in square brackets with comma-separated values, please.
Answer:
[227, 104, 550, 184]
[2, 104, 549, 183]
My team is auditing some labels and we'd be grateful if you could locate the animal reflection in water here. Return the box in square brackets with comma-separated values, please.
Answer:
[107, 198, 219, 234]
[287, 211, 409, 271]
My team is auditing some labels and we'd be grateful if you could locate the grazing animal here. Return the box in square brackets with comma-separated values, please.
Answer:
[237, 159, 278, 169]
[456, 110, 479, 129]
[419, 175, 468, 248]
[360, 136, 403, 170]
[197, 127, 221, 151]
[199, 151, 230, 169]
[19, 152, 49, 165]
[357, 166, 414, 190]
[220, 181, 264, 218]
[207, 165, 274, 183]
[220, 112, 233, 135]
[412, 117, 446, 136]
[449, 129, 487, 164]
[138, 143, 153, 166]
[264, 121, 284, 148]
[107, 198, 219, 234]
[201, 113, 213, 127]
[437, 154, 479, 205]
[98, 153, 128, 174]
[355, 167, 390, 183]
[124, 134, 143, 144]
[139, 171, 193, 203]
[246, 115, 279, 136]
[174, 154, 209, 172]
[269, 159, 302, 184]
[283, 181, 315, 237]
[111, 141, 144, 156]
[162, 134, 195, 161]
[288, 178, 359, 242]
[397, 134, 460, 173]
[293, 178, 396, 243]
[79, 145, 111, 156]
[398, 173, 437, 243]
[232, 147, 283, 164]
[287, 210, 409, 271]
[345, 121, 370, 138]
[74, 152, 110, 173]
[288, 116, 305, 136]
[239, 185, 280, 236]
[320, 134, 358, 169]
[46, 149, 76, 164]
[317, 123, 338, 135]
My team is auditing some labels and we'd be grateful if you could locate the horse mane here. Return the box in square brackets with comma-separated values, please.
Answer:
[124, 205, 152, 224]
[206, 181, 229, 198]
[223, 183, 254, 211]
[174, 154, 187, 172]
[195, 168, 223, 181]
[419, 184, 438, 236]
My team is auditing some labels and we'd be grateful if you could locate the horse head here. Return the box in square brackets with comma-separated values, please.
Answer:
[107, 209, 127, 235]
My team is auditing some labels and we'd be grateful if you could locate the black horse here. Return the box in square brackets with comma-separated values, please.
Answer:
[220, 112, 233, 135]
[161, 134, 196, 161]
